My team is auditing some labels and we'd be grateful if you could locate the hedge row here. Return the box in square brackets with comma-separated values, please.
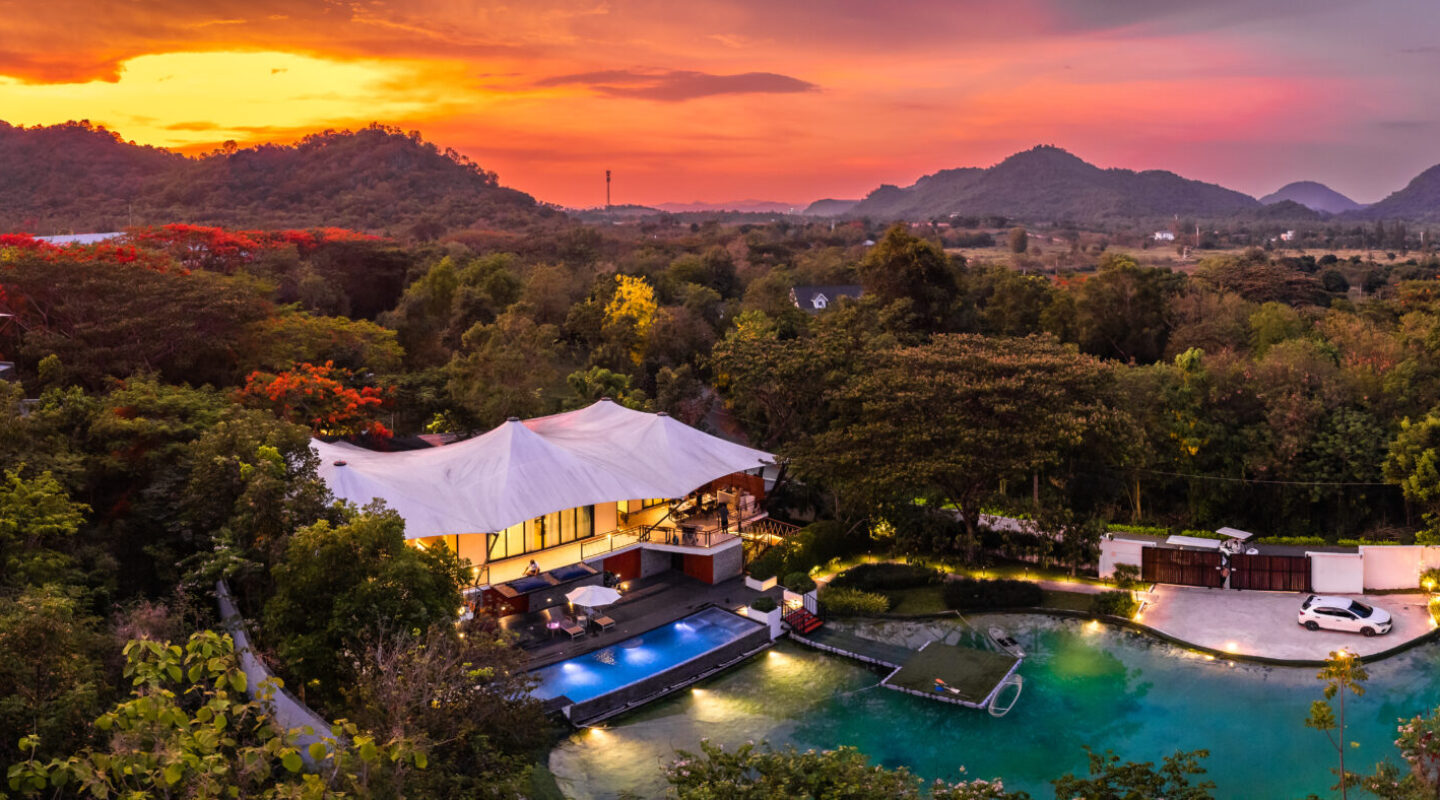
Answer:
[827, 562, 941, 593]
[818, 585, 890, 615]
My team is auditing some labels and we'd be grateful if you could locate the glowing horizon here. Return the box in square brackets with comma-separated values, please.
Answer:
[4, 1, 1439, 208]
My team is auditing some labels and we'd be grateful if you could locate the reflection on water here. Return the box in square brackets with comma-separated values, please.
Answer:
[549, 614, 1440, 800]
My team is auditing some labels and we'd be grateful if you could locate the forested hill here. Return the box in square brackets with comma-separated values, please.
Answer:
[0, 121, 552, 234]
[1352, 163, 1440, 222]
[847, 145, 1261, 222]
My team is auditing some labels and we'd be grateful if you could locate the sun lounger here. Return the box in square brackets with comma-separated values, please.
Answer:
[562, 621, 585, 639]
[593, 615, 615, 632]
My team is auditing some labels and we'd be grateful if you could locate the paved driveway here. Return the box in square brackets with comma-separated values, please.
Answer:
[1139, 585, 1433, 660]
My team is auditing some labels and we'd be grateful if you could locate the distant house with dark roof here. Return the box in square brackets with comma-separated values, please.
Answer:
[789, 285, 863, 313]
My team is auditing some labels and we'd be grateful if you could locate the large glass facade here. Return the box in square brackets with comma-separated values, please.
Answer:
[487, 505, 595, 561]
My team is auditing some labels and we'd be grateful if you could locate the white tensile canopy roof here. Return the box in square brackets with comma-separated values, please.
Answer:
[312, 400, 774, 539]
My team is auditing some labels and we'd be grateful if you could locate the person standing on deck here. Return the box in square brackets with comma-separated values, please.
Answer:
[718, 502, 730, 534]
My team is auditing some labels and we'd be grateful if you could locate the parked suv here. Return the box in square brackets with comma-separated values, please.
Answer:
[1298, 595, 1393, 637]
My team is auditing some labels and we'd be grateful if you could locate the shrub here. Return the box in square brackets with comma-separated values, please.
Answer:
[829, 562, 941, 593]
[818, 585, 890, 616]
[746, 548, 785, 581]
[1111, 563, 1142, 591]
[1091, 590, 1139, 618]
[750, 596, 778, 613]
[782, 572, 816, 594]
[1422, 567, 1440, 591]
[940, 577, 1042, 610]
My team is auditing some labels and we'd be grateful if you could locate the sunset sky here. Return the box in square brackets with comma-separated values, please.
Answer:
[4, 1, 1440, 208]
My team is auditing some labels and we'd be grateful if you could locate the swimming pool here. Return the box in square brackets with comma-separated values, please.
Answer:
[549, 614, 1440, 799]
[530, 607, 762, 704]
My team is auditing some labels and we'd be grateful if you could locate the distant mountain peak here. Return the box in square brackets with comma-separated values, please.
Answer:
[850, 145, 1257, 222]
[1259, 181, 1361, 214]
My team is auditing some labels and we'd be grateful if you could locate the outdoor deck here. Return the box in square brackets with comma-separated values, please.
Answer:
[520, 573, 781, 669]
[881, 641, 1021, 709]
[483, 510, 777, 585]
[791, 626, 917, 668]
[792, 626, 1021, 710]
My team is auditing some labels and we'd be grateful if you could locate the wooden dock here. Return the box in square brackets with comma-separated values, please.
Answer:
[791, 626, 916, 669]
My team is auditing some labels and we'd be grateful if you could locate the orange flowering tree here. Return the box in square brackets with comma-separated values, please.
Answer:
[239, 361, 392, 439]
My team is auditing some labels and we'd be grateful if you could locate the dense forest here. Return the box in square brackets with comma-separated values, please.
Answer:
[0, 122, 552, 234]
[10, 210, 1440, 796]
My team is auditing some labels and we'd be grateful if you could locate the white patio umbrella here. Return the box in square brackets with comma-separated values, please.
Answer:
[566, 585, 622, 608]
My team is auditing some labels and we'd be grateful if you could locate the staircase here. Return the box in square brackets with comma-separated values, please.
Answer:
[784, 607, 823, 635]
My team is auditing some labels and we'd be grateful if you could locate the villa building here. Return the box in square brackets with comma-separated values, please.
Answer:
[311, 399, 776, 613]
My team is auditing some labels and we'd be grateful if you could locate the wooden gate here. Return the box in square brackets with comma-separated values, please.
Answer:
[1141, 547, 1225, 588]
[1229, 553, 1311, 592]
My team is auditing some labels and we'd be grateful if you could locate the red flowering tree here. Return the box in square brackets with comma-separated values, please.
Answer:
[123, 225, 382, 274]
[238, 361, 392, 439]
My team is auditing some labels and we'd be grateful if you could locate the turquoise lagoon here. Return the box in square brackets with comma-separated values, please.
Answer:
[548, 614, 1440, 799]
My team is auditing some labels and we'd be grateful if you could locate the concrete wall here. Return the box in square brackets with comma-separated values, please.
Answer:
[1310, 552, 1365, 594]
[215, 581, 332, 764]
[640, 547, 674, 579]
[709, 542, 744, 583]
[1358, 545, 1440, 590]
[1099, 536, 1148, 579]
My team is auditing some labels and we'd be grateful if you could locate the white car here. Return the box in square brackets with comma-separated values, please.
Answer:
[1298, 595, 1393, 637]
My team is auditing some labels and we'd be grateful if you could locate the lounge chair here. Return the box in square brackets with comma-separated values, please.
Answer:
[562, 619, 585, 639]
[593, 615, 616, 632]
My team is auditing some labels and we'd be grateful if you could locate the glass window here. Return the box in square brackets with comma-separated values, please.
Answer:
[487, 505, 599, 560]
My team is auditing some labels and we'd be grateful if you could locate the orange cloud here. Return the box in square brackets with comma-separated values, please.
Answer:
[0, 0, 1424, 206]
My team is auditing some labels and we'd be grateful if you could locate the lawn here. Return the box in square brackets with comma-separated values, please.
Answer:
[885, 585, 947, 615]
[1039, 589, 1097, 613]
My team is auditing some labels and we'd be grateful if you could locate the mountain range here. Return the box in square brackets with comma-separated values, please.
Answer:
[842, 145, 1262, 221]
[5, 121, 1440, 231]
[0, 121, 548, 234]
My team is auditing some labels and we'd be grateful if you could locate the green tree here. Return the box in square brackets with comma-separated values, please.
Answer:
[1050, 747, 1214, 800]
[343, 624, 546, 800]
[789, 334, 1114, 558]
[1072, 253, 1180, 363]
[856, 224, 959, 331]
[566, 366, 647, 410]
[663, 741, 1020, 800]
[0, 587, 110, 766]
[1008, 226, 1029, 255]
[447, 311, 562, 429]
[6, 630, 413, 799]
[262, 505, 466, 711]
[710, 308, 887, 449]
[1306, 649, 1368, 800]
[0, 468, 88, 590]
[1384, 411, 1440, 540]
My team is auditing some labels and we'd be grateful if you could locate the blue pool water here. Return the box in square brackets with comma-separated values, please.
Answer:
[531, 607, 761, 703]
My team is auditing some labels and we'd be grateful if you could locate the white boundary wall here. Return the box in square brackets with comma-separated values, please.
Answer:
[1358, 546, 1440, 590]
[1098, 535, 1149, 579]
[1308, 552, 1365, 594]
